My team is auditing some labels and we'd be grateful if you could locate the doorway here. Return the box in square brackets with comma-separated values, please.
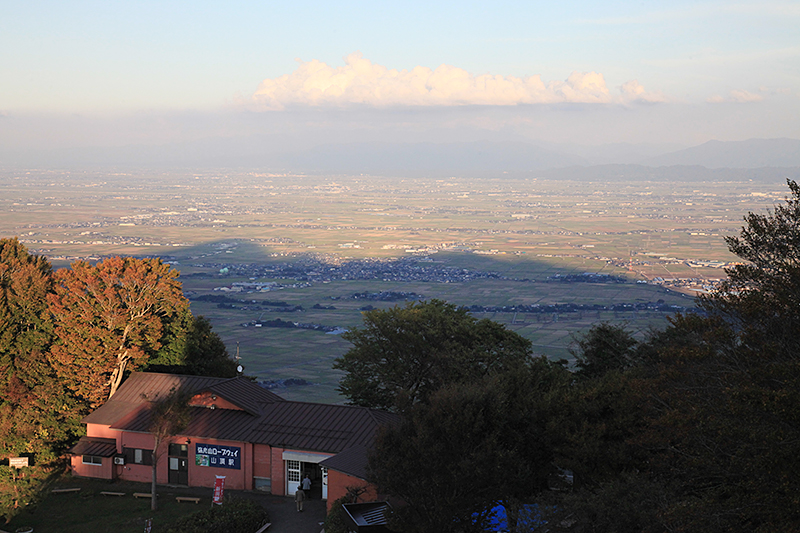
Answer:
[168, 443, 189, 485]
[284, 458, 329, 500]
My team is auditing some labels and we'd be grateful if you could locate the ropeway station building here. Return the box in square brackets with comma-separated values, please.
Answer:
[68, 372, 394, 510]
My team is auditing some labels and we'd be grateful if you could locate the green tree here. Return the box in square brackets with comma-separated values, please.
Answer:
[334, 299, 533, 411]
[147, 315, 237, 377]
[571, 322, 638, 379]
[630, 312, 800, 532]
[0, 466, 49, 525]
[48, 257, 190, 408]
[368, 359, 568, 533]
[700, 178, 800, 358]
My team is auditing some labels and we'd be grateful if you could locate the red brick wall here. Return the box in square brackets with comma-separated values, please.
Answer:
[187, 437, 248, 490]
[271, 447, 286, 495]
[253, 444, 271, 478]
[326, 470, 378, 513]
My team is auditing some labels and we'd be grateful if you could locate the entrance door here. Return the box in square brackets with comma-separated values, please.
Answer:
[169, 457, 188, 484]
[168, 443, 189, 485]
[286, 459, 301, 495]
[321, 466, 328, 500]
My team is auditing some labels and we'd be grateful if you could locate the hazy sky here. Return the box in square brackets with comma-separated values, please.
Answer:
[2, 0, 799, 152]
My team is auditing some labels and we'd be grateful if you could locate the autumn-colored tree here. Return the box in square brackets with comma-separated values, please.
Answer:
[48, 257, 190, 408]
[0, 238, 78, 524]
[0, 466, 48, 524]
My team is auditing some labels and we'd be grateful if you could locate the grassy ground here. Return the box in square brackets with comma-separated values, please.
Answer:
[4, 476, 331, 533]
[5, 477, 203, 533]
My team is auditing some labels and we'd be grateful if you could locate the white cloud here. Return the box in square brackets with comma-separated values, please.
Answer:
[730, 90, 764, 103]
[708, 89, 764, 103]
[619, 80, 667, 103]
[250, 52, 662, 110]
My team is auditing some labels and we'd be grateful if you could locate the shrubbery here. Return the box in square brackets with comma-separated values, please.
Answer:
[163, 498, 269, 533]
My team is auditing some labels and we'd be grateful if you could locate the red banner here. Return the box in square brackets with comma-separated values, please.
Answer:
[212, 475, 226, 505]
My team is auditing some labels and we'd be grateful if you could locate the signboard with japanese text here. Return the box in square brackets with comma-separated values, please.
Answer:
[195, 443, 241, 470]
[212, 475, 226, 505]
[9, 457, 29, 468]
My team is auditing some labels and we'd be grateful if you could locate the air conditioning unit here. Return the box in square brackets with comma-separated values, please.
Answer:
[114, 456, 125, 465]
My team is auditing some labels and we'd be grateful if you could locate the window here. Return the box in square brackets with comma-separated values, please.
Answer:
[287, 460, 301, 484]
[123, 447, 153, 465]
[82, 455, 102, 465]
[168, 443, 188, 457]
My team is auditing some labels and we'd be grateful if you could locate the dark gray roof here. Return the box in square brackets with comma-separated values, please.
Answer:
[342, 502, 392, 532]
[69, 437, 117, 457]
[83, 372, 283, 426]
[111, 404, 257, 442]
[82, 372, 398, 455]
[207, 377, 277, 415]
[248, 402, 396, 454]
[319, 444, 370, 480]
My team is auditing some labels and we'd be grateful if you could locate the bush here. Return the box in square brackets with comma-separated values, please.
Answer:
[163, 498, 269, 533]
[322, 495, 351, 533]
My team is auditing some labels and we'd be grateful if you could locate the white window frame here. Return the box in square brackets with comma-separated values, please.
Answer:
[82, 455, 103, 465]
[286, 459, 301, 494]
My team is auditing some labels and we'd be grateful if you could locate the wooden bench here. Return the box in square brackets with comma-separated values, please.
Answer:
[254, 523, 271, 533]
[100, 491, 125, 497]
[133, 492, 154, 499]
[175, 496, 201, 504]
[51, 487, 81, 494]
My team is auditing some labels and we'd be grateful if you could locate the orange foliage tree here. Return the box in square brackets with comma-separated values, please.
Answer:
[48, 257, 189, 408]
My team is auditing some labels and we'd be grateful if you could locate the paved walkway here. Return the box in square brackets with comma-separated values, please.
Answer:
[233, 490, 327, 533]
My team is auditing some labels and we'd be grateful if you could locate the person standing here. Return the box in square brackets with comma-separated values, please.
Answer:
[295, 485, 305, 512]
[302, 474, 312, 495]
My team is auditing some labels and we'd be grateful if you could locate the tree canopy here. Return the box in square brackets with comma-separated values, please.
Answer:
[0, 242, 233, 524]
[571, 322, 638, 379]
[368, 359, 568, 533]
[700, 178, 800, 358]
[334, 299, 533, 411]
[365, 182, 800, 532]
[48, 257, 190, 407]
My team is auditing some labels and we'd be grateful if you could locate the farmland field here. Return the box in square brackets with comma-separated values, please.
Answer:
[1, 169, 789, 402]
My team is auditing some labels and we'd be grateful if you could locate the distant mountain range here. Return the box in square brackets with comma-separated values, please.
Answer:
[535, 164, 800, 182]
[2, 137, 799, 177]
[640, 138, 800, 168]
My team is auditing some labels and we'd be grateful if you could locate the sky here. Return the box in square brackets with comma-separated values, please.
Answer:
[1, 0, 799, 156]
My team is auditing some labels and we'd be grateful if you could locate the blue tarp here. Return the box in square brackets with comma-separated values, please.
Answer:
[485, 503, 547, 532]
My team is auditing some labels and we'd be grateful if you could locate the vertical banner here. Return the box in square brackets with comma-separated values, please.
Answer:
[212, 475, 226, 505]
[144, 518, 152, 533]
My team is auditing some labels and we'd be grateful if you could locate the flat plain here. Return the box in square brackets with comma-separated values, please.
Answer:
[2, 169, 790, 402]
